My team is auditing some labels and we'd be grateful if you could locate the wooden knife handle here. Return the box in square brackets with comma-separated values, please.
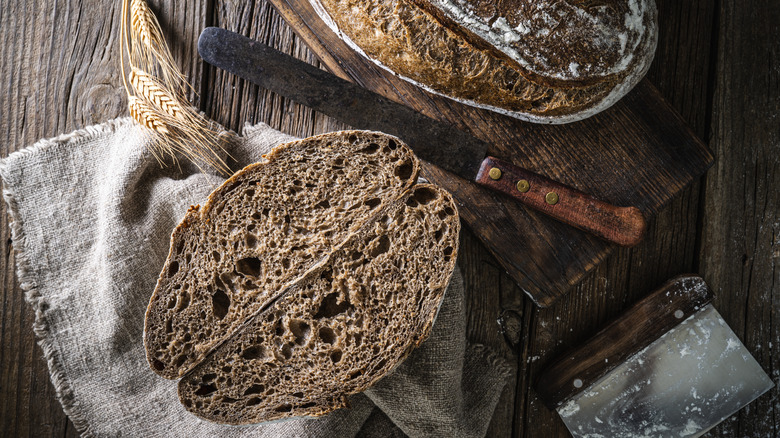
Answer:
[475, 156, 646, 247]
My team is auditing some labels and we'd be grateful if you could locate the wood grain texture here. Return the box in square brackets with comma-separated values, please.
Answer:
[0, 0, 777, 437]
[699, 1, 780, 436]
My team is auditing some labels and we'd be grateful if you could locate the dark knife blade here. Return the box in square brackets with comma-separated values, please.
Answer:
[198, 27, 485, 181]
[198, 27, 646, 247]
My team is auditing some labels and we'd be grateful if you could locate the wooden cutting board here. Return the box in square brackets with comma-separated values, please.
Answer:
[263, 0, 714, 307]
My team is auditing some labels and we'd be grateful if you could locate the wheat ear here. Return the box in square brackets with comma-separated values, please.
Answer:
[129, 67, 182, 119]
[128, 96, 169, 135]
[128, 0, 187, 95]
[120, 0, 231, 175]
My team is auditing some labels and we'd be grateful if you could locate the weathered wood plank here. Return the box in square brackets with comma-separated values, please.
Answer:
[0, 1, 125, 435]
[700, 1, 780, 436]
[206, 0, 347, 139]
[519, 0, 717, 436]
[0, 0, 210, 435]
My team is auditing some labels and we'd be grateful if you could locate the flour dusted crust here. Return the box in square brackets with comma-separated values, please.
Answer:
[309, 0, 657, 123]
[144, 131, 460, 424]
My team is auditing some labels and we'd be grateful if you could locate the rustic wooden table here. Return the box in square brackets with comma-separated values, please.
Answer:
[1, 1, 777, 437]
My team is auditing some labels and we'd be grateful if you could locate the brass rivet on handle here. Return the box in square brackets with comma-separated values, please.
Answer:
[545, 192, 559, 205]
[516, 179, 530, 193]
[488, 167, 502, 180]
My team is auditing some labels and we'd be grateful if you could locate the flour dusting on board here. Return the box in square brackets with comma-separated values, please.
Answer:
[428, 0, 650, 80]
[556, 281, 774, 438]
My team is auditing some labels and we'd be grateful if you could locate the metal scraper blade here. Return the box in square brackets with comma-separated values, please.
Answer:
[557, 304, 774, 438]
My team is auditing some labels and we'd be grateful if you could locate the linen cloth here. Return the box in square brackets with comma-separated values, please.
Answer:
[0, 119, 511, 438]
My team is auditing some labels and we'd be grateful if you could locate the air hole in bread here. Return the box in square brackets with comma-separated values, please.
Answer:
[165, 319, 173, 334]
[246, 397, 262, 406]
[348, 370, 362, 380]
[244, 384, 265, 396]
[274, 404, 293, 413]
[364, 198, 381, 209]
[152, 359, 165, 371]
[443, 246, 453, 256]
[412, 187, 438, 205]
[315, 199, 330, 209]
[212, 251, 221, 263]
[330, 349, 343, 363]
[387, 139, 398, 150]
[314, 292, 353, 319]
[241, 346, 265, 360]
[318, 326, 336, 344]
[223, 397, 239, 404]
[282, 258, 290, 270]
[236, 257, 262, 278]
[245, 233, 258, 248]
[368, 235, 391, 258]
[358, 143, 380, 154]
[395, 160, 414, 180]
[168, 261, 179, 277]
[245, 189, 255, 198]
[202, 373, 217, 383]
[274, 320, 285, 336]
[177, 292, 190, 312]
[434, 228, 443, 241]
[223, 180, 241, 194]
[212, 289, 230, 320]
[281, 344, 293, 360]
[289, 320, 311, 345]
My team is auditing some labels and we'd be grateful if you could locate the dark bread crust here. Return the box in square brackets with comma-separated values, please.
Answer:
[311, 0, 657, 123]
[177, 184, 460, 424]
[144, 131, 420, 379]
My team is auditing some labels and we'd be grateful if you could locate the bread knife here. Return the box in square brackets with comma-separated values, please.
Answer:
[198, 27, 646, 247]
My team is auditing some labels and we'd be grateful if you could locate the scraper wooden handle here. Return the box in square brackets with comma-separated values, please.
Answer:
[476, 157, 646, 247]
[535, 275, 714, 409]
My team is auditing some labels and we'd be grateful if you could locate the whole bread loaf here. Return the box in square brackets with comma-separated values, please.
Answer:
[144, 131, 460, 424]
[309, 0, 658, 123]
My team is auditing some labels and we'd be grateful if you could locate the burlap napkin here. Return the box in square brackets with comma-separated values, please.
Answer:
[0, 119, 511, 438]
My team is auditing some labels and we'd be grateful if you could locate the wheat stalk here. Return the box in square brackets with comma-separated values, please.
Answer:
[120, 0, 231, 175]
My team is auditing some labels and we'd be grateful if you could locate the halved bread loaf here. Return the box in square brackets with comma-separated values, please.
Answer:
[309, 0, 657, 123]
[177, 184, 460, 424]
[144, 131, 420, 379]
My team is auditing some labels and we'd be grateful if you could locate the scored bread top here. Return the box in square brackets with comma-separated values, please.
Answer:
[411, 0, 652, 84]
[177, 184, 460, 424]
[309, 0, 657, 123]
[144, 131, 420, 379]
